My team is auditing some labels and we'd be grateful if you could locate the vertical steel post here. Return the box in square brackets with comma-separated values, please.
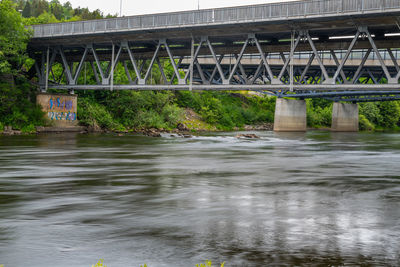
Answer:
[189, 38, 194, 91]
[290, 31, 294, 91]
[45, 46, 49, 92]
[111, 43, 115, 91]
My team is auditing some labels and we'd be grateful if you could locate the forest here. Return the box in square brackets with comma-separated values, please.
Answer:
[1, 0, 400, 133]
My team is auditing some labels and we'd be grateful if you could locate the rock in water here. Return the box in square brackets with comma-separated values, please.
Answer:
[236, 133, 260, 139]
[145, 129, 162, 137]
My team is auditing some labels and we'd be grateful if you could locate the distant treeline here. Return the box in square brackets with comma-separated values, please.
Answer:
[11, 0, 115, 23]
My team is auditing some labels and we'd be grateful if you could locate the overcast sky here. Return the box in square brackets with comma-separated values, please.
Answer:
[59, 0, 296, 16]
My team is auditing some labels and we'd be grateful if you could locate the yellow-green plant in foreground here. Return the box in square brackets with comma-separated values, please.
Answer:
[196, 260, 225, 267]
[91, 259, 225, 267]
[92, 259, 106, 267]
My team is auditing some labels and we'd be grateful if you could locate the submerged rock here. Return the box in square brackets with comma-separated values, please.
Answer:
[2, 126, 22, 135]
[144, 129, 162, 137]
[236, 133, 260, 139]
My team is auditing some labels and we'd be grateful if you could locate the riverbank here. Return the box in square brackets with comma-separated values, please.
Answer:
[2, 76, 400, 135]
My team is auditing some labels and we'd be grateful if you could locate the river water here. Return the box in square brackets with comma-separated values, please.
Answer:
[0, 131, 399, 266]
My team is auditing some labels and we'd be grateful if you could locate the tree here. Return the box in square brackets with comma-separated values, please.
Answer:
[31, 0, 48, 17]
[49, 0, 63, 20]
[0, 0, 30, 74]
[22, 0, 31, 17]
[377, 101, 400, 128]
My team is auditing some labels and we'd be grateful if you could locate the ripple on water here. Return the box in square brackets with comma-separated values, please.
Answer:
[0, 132, 399, 266]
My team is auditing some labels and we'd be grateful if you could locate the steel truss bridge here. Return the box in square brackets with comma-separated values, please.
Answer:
[28, 0, 400, 102]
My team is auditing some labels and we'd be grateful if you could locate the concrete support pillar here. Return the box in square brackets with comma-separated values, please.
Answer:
[331, 102, 359, 132]
[274, 98, 307, 132]
[37, 93, 78, 127]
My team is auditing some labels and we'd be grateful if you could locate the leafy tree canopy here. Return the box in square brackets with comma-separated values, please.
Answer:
[0, 0, 30, 74]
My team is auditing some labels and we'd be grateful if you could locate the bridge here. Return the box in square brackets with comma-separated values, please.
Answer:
[28, 0, 400, 131]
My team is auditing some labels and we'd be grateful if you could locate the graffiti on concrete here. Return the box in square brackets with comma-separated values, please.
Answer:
[48, 111, 77, 121]
[47, 96, 77, 121]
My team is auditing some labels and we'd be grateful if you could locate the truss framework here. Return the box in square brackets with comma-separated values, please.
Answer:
[32, 27, 400, 101]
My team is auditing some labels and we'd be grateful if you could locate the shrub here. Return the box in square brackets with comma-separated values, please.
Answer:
[137, 110, 166, 129]
[78, 98, 122, 130]
[21, 123, 36, 133]
[161, 104, 184, 128]
[359, 102, 382, 125]
[196, 260, 225, 267]
[359, 114, 374, 131]
[92, 259, 106, 267]
[175, 91, 275, 130]
[307, 100, 332, 128]
[103, 91, 179, 129]
[0, 78, 46, 130]
[377, 101, 400, 129]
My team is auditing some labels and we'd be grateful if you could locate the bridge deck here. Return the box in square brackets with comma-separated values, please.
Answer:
[30, 0, 400, 41]
[27, 0, 400, 102]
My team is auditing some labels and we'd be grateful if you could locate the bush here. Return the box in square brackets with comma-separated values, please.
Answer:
[359, 114, 374, 131]
[359, 102, 381, 125]
[136, 110, 166, 129]
[103, 91, 181, 129]
[21, 123, 36, 133]
[377, 101, 400, 129]
[0, 77, 46, 130]
[161, 104, 184, 128]
[306, 100, 332, 127]
[78, 98, 122, 130]
[175, 91, 276, 130]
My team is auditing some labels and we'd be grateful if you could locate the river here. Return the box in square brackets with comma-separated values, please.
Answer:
[0, 131, 399, 266]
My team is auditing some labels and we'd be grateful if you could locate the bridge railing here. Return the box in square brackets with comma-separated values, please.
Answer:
[32, 0, 400, 38]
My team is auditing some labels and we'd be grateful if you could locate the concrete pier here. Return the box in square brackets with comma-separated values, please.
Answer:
[273, 98, 307, 132]
[331, 102, 359, 132]
[36, 93, 78, 127]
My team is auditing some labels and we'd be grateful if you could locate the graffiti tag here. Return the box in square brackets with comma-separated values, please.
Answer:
[49, 97, 73, 111]
[48, 111, 77, 121]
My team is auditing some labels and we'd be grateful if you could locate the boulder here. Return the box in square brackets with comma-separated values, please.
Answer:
[235, 133, 260, 139]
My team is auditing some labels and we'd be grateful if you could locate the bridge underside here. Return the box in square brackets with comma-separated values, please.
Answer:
[28, 12, 400, 102]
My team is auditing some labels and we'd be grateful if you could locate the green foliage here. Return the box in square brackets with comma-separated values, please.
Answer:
[359, 101, 400, 129]
[92, 259, 106, 267]
[101, 91, 183, 130]
[305, 99, 331, 128]
[89, 260, 225, 267]
[21, 123, 36, 133]
[77, 98, 123, 131]
[376, 101, 400, 129]
[359, 114, 375, 131]
[175, 91, 275, 130]
[359, 102, 382, 125]
[161, 104, 184, 127]
[12, 0, 113, 22]
[196, 260, 225, 267]
[0, 0, 30, 74]
[0, 77, 46, 130]
[24, 11, 58, 25]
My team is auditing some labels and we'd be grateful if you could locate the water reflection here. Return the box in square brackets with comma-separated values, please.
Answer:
[0, 132, 399, 266]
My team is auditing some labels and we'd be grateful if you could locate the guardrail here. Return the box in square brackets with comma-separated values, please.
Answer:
[31, 0, 400, 38]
